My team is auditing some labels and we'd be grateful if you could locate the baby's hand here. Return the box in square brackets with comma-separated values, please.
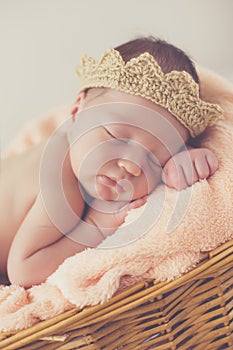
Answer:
[162, 148, 218, 191]
[85, 197, 147, 239]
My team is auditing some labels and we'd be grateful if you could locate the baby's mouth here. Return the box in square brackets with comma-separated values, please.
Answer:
[98, 175, 126, 193]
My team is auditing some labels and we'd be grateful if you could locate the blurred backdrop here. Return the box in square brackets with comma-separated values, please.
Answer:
[1, 0, 233, 151]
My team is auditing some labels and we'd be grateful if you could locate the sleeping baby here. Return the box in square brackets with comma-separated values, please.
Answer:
[0, 36, 223, 287]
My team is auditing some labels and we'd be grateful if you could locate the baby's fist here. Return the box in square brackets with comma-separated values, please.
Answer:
[162, 148, 218, 191]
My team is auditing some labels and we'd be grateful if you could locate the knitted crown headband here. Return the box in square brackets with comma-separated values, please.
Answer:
[76, 48, 223, 137]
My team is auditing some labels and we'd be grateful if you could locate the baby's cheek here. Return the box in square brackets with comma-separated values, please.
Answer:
[69, 145, 79, 171]
[140, 169, 161, 195]
[69, 144, 90, 180]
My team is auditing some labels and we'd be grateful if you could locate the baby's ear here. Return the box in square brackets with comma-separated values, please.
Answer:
[71, 91, 87, 122]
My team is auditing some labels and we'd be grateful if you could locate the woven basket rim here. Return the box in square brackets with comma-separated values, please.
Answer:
[0, 238, 232, 349]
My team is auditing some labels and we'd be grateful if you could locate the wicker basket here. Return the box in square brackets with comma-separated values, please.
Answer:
[0, 239, 232, 350]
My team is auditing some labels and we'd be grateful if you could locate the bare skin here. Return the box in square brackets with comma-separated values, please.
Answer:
[0, 89, 218, 287]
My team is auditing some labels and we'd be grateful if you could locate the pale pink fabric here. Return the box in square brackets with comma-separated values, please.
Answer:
[0, 67, 233, 331]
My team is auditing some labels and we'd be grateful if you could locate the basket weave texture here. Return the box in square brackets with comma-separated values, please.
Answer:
[0, 239, 232, 350]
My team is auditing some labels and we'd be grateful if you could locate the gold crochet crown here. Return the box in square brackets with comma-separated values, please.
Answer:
[76, 48, 223, 137]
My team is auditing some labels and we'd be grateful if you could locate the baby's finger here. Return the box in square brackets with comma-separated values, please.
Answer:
[181, 161, 199, 186]
[114, 197, 146, 226]
[162, 160, 190, 190]
[174, 165, 189, 190]
[194, 156, 211, 179]
[129, 196, 147, 210]
[206, 153, 218, 175]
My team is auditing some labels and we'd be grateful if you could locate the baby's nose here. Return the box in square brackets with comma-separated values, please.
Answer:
[117, 159, 141, 176]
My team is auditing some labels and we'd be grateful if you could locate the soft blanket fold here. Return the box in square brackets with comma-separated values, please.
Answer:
[1, 66, 233, 331]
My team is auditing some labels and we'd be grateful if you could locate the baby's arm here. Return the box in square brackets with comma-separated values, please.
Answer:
[162, 147, 218, 191]
[8, 190, 145, 287]
[7, 191, 86, 287]
[7, 135, 89, 287]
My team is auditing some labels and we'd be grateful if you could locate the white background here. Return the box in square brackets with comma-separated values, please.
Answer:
[1, 0, 233, 151]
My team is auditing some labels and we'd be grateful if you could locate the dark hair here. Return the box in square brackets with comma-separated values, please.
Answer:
[114, 36, 199, 84]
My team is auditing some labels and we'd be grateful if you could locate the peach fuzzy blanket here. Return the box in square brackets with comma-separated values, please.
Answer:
[1, 67, 233, 332]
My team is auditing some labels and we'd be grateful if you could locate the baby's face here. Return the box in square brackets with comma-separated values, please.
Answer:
[68, 89, 189, 202]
